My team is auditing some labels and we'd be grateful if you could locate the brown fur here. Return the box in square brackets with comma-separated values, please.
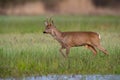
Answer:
[43, 19, 109, 57]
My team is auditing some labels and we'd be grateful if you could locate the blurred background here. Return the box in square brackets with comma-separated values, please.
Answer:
[0, 0, 120, 15]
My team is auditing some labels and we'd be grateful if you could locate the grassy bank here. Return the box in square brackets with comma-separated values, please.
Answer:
[0, 15, 120, 77]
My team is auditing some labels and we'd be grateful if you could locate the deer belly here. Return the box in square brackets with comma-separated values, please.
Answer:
[71, 39, 90, 47]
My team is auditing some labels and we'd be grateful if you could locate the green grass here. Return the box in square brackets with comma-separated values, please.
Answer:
[0, 15, 120, 78]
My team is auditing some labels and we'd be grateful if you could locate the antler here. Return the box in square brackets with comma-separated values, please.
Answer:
[49, 17, 54, 24]
[44, 17, 54, 26]
[46, 17, 49, 23]
[49, 17, 52, 22]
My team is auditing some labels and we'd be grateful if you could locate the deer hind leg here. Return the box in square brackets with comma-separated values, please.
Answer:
[95, 45, 109, 55]
[85, 45, 97, 55]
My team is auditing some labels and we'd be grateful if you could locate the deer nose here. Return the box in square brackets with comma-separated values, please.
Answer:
[43, 31, 46, 33]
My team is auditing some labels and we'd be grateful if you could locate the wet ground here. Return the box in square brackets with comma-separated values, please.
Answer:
[1, 75, 120, 80]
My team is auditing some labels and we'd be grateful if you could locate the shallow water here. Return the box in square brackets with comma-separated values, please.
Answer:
[1, 75, 120, 80]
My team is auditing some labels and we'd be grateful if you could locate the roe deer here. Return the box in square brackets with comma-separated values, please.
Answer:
[43, 18, 109, 57]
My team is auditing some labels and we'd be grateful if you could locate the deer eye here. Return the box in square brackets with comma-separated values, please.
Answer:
[47, 27, 50, 29]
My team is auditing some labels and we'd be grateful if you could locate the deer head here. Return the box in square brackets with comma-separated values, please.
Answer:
[43, 18, 57, 36]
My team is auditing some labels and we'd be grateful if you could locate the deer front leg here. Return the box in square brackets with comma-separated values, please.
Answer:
[65, 47, 70, 57]
[59, 47, 66, 58]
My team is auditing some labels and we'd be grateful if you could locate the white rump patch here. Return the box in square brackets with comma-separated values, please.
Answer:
[98, 33, 101, 39]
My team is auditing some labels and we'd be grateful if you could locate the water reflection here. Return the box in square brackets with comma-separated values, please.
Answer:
[1, 75, 120, 80]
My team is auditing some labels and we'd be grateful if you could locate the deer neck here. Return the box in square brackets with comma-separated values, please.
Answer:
[51, 28, 63, 41]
